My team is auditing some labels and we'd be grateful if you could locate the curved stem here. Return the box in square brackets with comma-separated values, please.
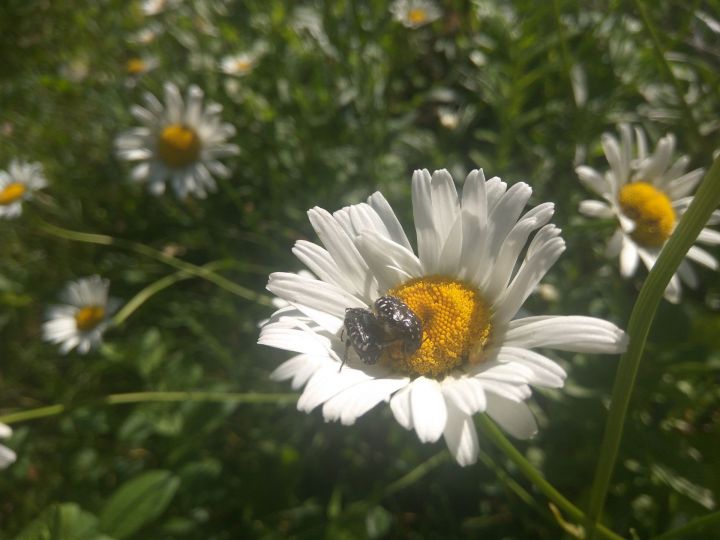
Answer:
[112, 260, 231, 326]
[653, 510, 720, 540]
[0, 391, 298, 425]
[477, 414, 625, 540]
[35, 220, 274, 306]
[381, 451, 449, 499]
[585, 155, 720, 539]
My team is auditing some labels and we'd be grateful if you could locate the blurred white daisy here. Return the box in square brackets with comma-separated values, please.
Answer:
[0, 160, 47, 219]
[220, 51, 261, 77]
[141, 0, 180, 16]
[576, 125, 719, 303]
[43, 276, 120, 355]
[115, 82, 239, 198]
[390, 0, 441, 28]
[0, 423, 16, 470]
[126, 56, 159, 77]
[259, 169, 627, 466]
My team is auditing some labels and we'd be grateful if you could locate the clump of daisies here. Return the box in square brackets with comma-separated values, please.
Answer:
[0, 424, 16, 470]
[390, 0, 441, 28]
[115, 82, 239, 199]
[259, 169, 627, 466]
[576, 124, 719, 303]
[42, 275, 120, 355]
[0, 160, 47, 219]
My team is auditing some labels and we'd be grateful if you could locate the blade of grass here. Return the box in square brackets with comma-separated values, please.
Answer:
[653, 510, 720, 540]
[585, 155, 720, 539]
[34, 220, 274, 306]
[0, 391, 299, 424]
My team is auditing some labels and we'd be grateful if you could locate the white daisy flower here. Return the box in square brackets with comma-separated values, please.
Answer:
[220, 51, 261, 77]
[141, 0, 180, 16]
[259, 169, 627, 466]
[390, 0, 441, 28]
[125, 55, 159, 77]
[0, 423, 16, 470]
[42, 276, 120, 355]
[0, 160, 47, 219]
[576, 125, 720, 303]
[115, 82, 239, 199]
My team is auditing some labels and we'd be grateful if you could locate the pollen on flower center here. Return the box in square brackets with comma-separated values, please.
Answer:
[386, 276, 492, 378]
[157, 123, 201, 168]
[408, 8, 428, 24]
[0, 182, 26, 206]
[618, 181, 676, 247]
[75, 305, 106, 331]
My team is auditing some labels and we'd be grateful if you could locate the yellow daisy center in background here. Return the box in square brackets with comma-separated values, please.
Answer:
[387, 276, 492, 378]
[0, 182, 26, 206]
[618, 181, 676, 247]
[408, 8, 428, 25]
[235, 60, 253, 73]
[157, 123, 201, 168]
[75, 305, 106, 331]
[126, 58, 146, 75]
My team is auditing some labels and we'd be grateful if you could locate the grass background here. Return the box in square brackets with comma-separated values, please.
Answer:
[1, 0, 719, 538]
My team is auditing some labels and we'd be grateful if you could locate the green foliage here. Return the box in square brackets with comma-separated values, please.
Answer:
[1, 0, 720, 538]
[98, 470, 180, 539]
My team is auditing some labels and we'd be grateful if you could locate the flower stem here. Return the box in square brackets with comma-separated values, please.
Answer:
[585, 155, 720, 539]
[632, 0, 701, 142]
[653, 510, 720, 540]
[111, 260, 231, 326]
[0, 391, 298, 425]
[381, 451, 449, 499]
[477, 414, 625, 540]
[35, 220, 274, 306]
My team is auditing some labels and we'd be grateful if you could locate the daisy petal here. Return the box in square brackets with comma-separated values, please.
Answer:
[410, 377, 447, 443]
[485, 394, 538, 439]
[443, 400, 479, 466]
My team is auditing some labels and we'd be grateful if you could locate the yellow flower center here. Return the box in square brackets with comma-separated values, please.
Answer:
[75, 305, 106, 331]
[618, 181, 676, 247]
[157, 124, 201, 168]
[235, 60, 253, 73]
[126, 58, 147, 75]
[386, 276, 492, 378]
[408, 8, 428, 25]
[0, 182, 26, 205]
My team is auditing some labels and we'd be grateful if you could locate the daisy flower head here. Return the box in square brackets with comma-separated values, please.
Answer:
[259, 169, 627, 466]
[0, 159, 47, 219]
[42, 275, 120, 355]
[390, 0, 441, 29]
[220, 51, 261, 77]
[576, 125, 719, 303]
[115, 82, 239, 199]
[0, 423, 16, 470]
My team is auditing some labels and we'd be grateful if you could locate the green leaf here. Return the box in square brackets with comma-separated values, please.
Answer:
[14, 502, 111, 540]
[98, 470, 180, 539]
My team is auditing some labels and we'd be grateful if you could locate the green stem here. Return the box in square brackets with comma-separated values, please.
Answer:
[653, 510, 720, 540]
[632, 0, 701, 141]
[585, 156, 720, 539]
[0, 391, 298, 424]
[551, 0, 575, 105]
[381, 451, 449, 499]
[35, 220, 273, 306]
[111, 260, 230, 326]
[477, 414, 625, 540]
[477, 449, 548, 520]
